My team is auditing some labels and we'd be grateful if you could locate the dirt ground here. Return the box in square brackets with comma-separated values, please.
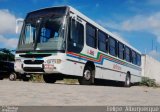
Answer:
[0, 80, 160, 106]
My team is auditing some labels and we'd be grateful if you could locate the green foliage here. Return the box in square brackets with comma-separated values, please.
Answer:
[0, 48, 15, 61]
[140, 77, 159, 87]
[30, 74, 44, 83]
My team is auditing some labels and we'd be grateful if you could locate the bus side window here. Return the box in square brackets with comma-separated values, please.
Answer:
[132, 50, 136, 65]
[136, 54, 141, 66]
[125, 46, 131, 62]
[86, 24, 97, 48]
[118, 42, 124, 60]
[109, 37, 117, 56]
[98, 30, 108, 53]
[68, 18, 84, 53]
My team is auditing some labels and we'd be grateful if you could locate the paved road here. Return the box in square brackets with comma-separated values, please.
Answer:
[0, 80, 160, 106]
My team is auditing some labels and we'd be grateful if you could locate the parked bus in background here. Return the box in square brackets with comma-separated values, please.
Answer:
[15, 6, 141, 87]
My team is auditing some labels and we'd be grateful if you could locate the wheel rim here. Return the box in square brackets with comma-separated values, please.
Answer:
[84, 70, 91, 80]
[10, 74, 15, 80]
[126, 76, 130, 85]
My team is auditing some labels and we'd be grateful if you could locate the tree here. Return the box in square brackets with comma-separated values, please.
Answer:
[0, 48, 15, 61]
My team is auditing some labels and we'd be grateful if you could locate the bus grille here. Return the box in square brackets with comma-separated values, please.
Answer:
[24, 60, 44, 64]
[23, 67, 44, 72]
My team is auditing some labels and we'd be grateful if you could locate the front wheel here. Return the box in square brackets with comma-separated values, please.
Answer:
[43, 74, 57, 83]
[9, 72, 17, 81]
[78, 66, 94, 85]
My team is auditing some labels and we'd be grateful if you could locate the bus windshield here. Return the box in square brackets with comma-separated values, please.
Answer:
[17, 7, 67, 51]
[36, 16, 64, 50]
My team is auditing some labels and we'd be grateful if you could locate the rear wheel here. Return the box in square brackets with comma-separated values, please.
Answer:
[9, 72, 17, 81]
[124, 73, 131, 87]
[78, 66, 94, 85]
[43, 74, 57, 83]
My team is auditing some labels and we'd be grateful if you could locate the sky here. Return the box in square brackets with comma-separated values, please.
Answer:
[0, 0, 160, 60]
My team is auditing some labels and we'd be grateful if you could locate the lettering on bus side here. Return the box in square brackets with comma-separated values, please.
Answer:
[113, 64, 122, 71]
[87, 49, 95, 56]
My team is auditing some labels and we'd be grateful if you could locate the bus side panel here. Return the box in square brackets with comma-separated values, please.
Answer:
[95, 68, 126, 82]
[94, 55, 141, 83]
[61, 56, 85, 77]
[123, 64, 141, 83]
[94, 67, 102, 79]
[95, 66, 141, 83]
[131, 75, 141, 83]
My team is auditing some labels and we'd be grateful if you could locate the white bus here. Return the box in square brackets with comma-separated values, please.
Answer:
[15, 6, 141, 86]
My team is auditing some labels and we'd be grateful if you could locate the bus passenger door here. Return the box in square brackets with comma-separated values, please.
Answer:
[67, 17, 84, 59]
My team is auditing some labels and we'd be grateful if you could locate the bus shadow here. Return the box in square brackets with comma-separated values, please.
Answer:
[55, 78, 138, 87]
[94, 79, 125, 87]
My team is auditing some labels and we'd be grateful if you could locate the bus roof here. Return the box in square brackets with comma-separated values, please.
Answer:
[29, 5, 141, 54]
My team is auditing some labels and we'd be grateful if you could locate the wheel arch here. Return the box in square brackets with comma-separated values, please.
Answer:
[84, 61, 96, 76]
[84, 61, 95, 71]
[127, 71, 131, 77]
[78, 61, 96, 85]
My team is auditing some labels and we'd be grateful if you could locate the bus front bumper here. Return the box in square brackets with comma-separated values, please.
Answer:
[14, 61, 61, 74]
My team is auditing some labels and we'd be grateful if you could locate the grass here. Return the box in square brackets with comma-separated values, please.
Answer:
[30, 74, 44, 83]
[140, 77, 160, 87]
[63, 79, 78, 85]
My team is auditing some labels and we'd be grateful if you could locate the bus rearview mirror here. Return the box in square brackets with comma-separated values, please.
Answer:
[16, 18, 24, 34]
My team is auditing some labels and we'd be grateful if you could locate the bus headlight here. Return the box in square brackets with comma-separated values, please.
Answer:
[15, 59, 22, 63]
[15, 59, 22, 69]
[46, 59, 61, 64]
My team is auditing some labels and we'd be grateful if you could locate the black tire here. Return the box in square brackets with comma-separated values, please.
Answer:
[124, 74, 131, 87]
[78, 66, 95, 85]
[23, 77, 30, 81]
[9, 72, 17, 81]
[43, 74, 57, 83]
[22, 74, 30, 82]
[0, 76, 3, 80]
